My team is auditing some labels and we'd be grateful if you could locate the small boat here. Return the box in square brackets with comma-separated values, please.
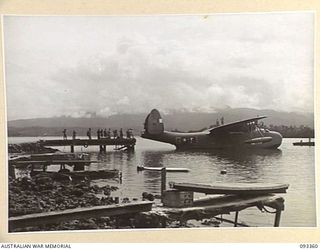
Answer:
[137, 166, 190, 172]
[293, 140, 315, 146]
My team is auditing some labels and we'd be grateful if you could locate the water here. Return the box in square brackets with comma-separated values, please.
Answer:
[8, 136, 316, 227]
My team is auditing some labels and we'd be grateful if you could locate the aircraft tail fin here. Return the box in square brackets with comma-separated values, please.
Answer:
[144, 109, 164, 135]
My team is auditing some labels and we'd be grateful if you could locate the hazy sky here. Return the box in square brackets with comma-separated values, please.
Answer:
[4, 13, 314, 120]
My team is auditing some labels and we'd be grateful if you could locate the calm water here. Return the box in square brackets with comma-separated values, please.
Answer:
[8, 136, 316, 227]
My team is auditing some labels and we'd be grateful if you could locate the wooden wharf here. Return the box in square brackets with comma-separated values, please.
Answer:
[38, 138, 136, 153]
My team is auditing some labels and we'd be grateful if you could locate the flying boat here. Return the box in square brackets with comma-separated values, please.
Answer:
[141, 109, 282, 150]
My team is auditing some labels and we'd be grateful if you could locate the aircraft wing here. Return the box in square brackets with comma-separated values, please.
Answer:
[207, 116, 267, 135]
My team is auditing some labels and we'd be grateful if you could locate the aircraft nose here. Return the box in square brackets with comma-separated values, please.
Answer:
[271, 131, 282, 147]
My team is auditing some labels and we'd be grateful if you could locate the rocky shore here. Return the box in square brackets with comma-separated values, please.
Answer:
[9, 174, 125, 231]
[9, 175, 119, 217]
[9, 174, 178, 232]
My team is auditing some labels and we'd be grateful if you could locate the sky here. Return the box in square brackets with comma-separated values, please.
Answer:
[4, 13, 314, 120]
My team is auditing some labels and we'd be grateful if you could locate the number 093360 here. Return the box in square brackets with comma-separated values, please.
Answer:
[300, 244, 318, 248]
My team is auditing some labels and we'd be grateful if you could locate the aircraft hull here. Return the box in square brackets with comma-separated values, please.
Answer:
[142, 130, 282, 150]
[141, 109, 283, 150]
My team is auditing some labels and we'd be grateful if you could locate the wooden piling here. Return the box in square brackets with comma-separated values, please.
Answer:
[274, 209, 282, 227]
[8, 165, 16, 179]
[161, 168, 166, 203]
[70, 145, 74, 153]
[234, 211, 239, 227]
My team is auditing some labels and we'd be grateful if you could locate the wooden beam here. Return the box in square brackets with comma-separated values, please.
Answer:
[9, 201, 153, 231]
[39, 138, 136, 147]
[11, 160, 98, 165]
[213, 216, 249, 227]
[172, 182, 289, 195]
[161, 168, 166, 203]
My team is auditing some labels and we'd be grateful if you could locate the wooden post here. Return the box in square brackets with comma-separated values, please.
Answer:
[8, 165, 16, 179]
[161, 167, 166, 203]
[274, 209, 282, 227]
[70, 145, 74, 153]
[234, 211, 239, 227]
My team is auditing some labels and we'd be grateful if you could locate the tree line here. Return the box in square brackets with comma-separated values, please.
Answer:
[264, 124, 314, 138]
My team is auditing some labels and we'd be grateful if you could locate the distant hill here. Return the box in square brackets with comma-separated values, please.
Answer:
[8, 108, 314, 137]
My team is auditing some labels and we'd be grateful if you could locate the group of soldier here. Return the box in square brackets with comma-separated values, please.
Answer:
[62, 128, 133, 140]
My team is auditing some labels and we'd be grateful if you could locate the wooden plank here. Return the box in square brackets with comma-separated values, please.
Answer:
[137, 166, 190, 172]
[9, 201, 153, 230]
[12, 160, 98, 164]
[172, 182, 289, 195]
[30, 169, 119, 180]
[213, 216, 249, 227]
[39, 138, 136, 147]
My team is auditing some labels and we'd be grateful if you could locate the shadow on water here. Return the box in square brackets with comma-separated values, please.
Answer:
[139, 151, 165, 189]
[206, 148, 283, 182]
[141, 148, 282, 166]
[139, 148, 283, 183]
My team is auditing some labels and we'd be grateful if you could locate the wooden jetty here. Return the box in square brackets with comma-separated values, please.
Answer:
[150, 193, 285, 227]
[9, 201, 153, 231]
[8, 152, 100, 178]
[38, 138, 136, 152]
[157, 170, 288, 227]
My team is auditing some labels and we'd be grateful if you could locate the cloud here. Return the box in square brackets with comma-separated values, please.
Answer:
[4, 13, 314, 120]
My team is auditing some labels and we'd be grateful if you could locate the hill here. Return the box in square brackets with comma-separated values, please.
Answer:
[8, 108, 314, 137]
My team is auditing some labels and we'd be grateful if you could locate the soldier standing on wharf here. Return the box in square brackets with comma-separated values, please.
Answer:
[126, 129, 130, 138]
[72, 130, 76, 140]
[87, 128, 92, 140]
[216, 119, 220, 127]
[103, 128, 107, 138]
[113, 129, 118, 139]
[107, 128, 111, 138]
[63, 129, 67, 140]
[97, 129, 101, 139]
[120, 128, 123, 138]
[221, 117, 224, 125]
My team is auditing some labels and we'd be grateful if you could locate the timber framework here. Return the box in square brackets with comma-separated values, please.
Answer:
[39, 138, 136, 152]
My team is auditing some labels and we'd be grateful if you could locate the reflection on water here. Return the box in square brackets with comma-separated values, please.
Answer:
[8, 136, 316, 227]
